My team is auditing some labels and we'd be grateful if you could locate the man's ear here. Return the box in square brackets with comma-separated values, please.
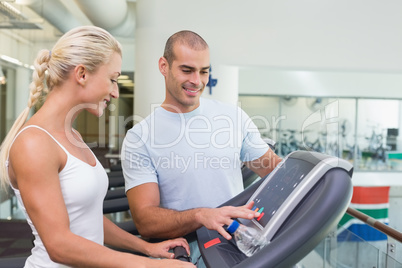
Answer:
[74, 64, 87, 86]
[159, 57, 169, 76]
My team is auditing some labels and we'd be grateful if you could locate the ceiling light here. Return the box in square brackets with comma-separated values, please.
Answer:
[0, 2, 43, 29]
[0, 2, 23, 18]
[121, 82, 134, 87]
[118, 75, 130, 80]
[0, 55, 22, 65]
[117, 79, 132, 83]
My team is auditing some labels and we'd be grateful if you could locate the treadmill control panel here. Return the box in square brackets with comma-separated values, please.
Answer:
[240, 151, 353, 242]
[248, 158, 315, 229]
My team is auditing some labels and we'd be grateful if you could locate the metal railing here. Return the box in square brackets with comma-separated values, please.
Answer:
[346, 207, 402, 243]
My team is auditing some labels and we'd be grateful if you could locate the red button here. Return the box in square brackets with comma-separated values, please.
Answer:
[257, 212, 264, 221]
[204, 238, 221, 249]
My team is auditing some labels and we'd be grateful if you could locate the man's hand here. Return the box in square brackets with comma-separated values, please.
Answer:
[195, 201, 260, 240]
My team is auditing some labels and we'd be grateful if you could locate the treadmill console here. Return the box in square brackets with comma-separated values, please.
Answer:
[196, 150, 353, 268]
[240, 151, 353, 242]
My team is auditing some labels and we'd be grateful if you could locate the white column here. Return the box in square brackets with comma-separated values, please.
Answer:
[134, 0, 165, 120]
[15, 67, 31, 117]
[5, 68, 16, 130]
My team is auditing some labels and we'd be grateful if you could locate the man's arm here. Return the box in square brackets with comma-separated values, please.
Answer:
[244, 148, 282, 178]
[126, 182, 260, 240]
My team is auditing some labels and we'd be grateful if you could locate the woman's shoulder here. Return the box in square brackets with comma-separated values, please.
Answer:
[9, 125, 62, 163]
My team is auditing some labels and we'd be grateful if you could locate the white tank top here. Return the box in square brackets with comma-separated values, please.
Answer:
[8, 125, 108, 267]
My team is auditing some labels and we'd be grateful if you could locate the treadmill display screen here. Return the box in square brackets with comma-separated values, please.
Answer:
[249, 158, 315, 229]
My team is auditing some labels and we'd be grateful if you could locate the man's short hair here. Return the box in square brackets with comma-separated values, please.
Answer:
[163, 30, 209, 66]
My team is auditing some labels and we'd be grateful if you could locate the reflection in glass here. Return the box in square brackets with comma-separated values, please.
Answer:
[238, 95, 401, 171]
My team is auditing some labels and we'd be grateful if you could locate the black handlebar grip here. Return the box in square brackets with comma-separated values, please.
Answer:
[173, 246, 191, 262]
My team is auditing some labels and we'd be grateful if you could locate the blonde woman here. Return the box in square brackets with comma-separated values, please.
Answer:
[0, 26, 194, 268]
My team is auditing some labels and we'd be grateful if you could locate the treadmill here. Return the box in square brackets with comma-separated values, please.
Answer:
[197, 150, 353, 268]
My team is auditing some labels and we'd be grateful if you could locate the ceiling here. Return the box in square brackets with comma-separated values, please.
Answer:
[0, 0, 136, 89]
[0, 0, 136, 44]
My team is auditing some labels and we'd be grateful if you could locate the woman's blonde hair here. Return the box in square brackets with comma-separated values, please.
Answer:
[0, 25, 122, 190]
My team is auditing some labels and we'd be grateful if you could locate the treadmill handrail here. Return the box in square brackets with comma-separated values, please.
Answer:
[346, 207, 402, 243]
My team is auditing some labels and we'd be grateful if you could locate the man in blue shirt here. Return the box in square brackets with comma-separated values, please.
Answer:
[121, 30, 282, 265]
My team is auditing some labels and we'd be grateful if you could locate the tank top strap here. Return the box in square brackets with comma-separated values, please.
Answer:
[10, 125, 70, 156]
